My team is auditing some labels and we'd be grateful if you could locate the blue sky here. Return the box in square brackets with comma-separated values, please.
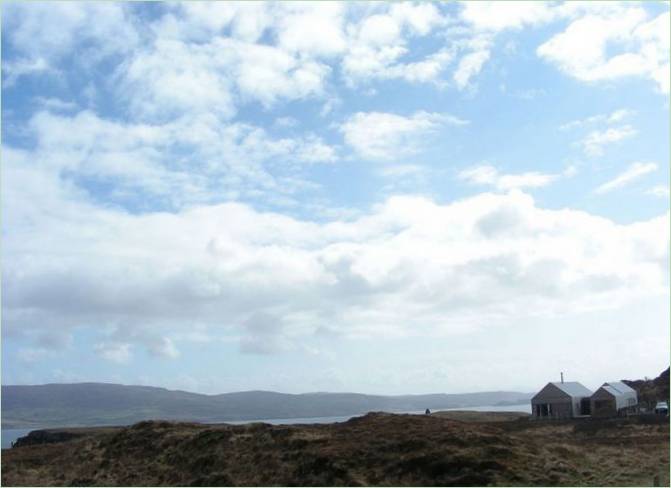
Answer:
[2, 1, 669, 395]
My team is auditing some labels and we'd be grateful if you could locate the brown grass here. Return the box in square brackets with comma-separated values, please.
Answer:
[2, 412, 668, 486]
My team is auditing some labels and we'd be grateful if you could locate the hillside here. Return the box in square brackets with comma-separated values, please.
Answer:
[623, 367, 670, 409]
[2, 412, 668, 486]
[1, 383, 532, 428]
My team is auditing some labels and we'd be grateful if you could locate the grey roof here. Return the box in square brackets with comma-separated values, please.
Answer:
[603, 381, 636, 395]
[601, 385, 621, 397]
[550, 381, 592, 397]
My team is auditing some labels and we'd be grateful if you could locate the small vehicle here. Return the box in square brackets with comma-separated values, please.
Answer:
[654, 401, 668, 415]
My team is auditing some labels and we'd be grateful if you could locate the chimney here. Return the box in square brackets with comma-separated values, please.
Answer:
[561, 372, 564, 384]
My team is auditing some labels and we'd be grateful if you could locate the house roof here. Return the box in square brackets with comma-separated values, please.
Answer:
[603, 381, 636, 395]
[601, 385, 621, 397]
[550, 381, 592, 397]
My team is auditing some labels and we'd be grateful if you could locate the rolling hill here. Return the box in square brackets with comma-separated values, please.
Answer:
[1, 383, 532, 428]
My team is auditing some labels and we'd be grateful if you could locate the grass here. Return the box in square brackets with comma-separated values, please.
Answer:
[2, 411, 668, 486]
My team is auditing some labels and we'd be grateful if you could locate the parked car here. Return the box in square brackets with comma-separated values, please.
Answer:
[654, 401, 668, 415]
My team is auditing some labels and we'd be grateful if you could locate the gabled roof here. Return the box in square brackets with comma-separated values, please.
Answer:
[550, 381, 592, 397]
[603, 381, 636, 395]
[601, 385, 621, 397]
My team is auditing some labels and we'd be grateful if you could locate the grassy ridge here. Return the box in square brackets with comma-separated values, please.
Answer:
[2, 411, 668, 486]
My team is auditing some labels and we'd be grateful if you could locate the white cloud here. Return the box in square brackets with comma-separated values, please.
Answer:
[118, 39, 237, 120]
[4, 182, 668, 359]
[341, 2, 451, 85]
[17, 348, 51, 363]
[379, 164, 426, 178]
[340, 111, 467, 161]
[581, 125, 637, 156]
[94, 343, 132, 364]
[560, 108, 633, 130]
[2, 57, 52, 88]
[458, 164, 567, 191]
[276, 2, 347, 57]
[295, 136, 339, 163]
[460, 1, 557, 33]
[166, 2, 272, 43]
[594, 162, 658, 194]
[389, 2, 446, 36]
[274, 116, 298, 128]
[118, 36, 331, 121]
[607, 108, 634, 124]
[538, 8, 670, 94]
[146, 337, 180, 359]
[453, 49, 491, 89]
[2, 2, 138, 85]
[33, 97, 79, 112]
[452, 1, 558, 91]
[115, 1, 453, 118]
[647, 185, 670, 198]
[16, 109, 336, 210]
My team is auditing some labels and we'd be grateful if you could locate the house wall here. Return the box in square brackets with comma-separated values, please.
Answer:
[552, 401, 572, 418]
[532, 383, 570, 404]
[614, 392, 637, 411]
[591, 397, 616, 417]
[531, 383, 585, 419]
[531, 399, 573, 418]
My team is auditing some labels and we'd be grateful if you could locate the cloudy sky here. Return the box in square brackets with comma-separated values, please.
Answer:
[2, 1, 669, 396]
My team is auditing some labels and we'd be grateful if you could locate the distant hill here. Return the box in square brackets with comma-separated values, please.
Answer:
[623, 367, 670, 409]
[1, 383, 532, 429]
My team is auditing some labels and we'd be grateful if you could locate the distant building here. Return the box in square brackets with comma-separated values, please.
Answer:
[590, 382, 638, 417]
[531, 381, 593, 419]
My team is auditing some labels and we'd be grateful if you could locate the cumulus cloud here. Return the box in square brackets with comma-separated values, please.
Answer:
[537, 7, 670, 94]
[460, 1, 557, 33]
[5, 0, 667, 122]
[118, 36, 331, 121]
[276, 2, 347, 58]
[451, 1, 556, 91]
[2, 1, 668, 387]
[594, 162, 658, 195]
[451, 2, 670, 94]
[115, 2, 452, 117]
[3, 165, 668, 360]
[340, 111, 468, 161]
[16, 109, 336, 209]
[2, 2, 138, 89]
[458, 164, 570, 191]
[341, 2, 451, 85]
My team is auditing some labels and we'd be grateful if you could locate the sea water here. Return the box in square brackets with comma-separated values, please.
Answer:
[1, 429, 34, 449]
[1, 403, 531, 447]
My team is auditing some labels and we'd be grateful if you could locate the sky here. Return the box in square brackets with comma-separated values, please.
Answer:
[1, 1, 669, 396]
